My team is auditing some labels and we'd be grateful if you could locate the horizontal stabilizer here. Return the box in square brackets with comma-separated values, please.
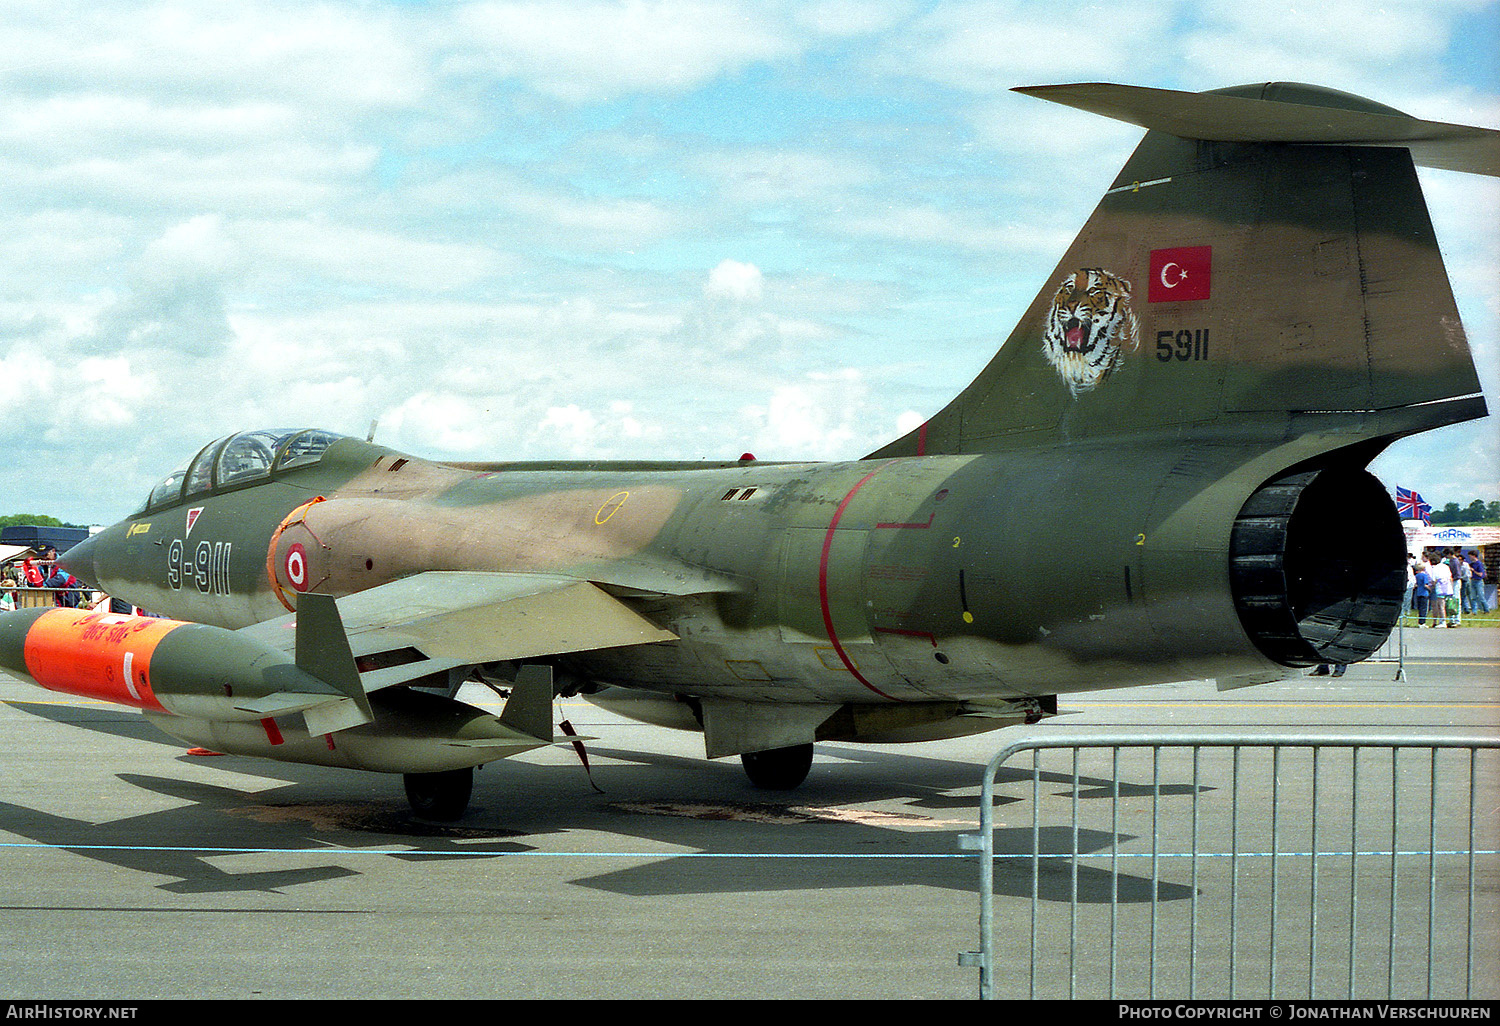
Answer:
[303, 697, 373, 736]
[1016, 82, 1500, 176]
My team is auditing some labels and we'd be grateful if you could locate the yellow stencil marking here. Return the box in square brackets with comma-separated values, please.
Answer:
[595, 490, 630, 525]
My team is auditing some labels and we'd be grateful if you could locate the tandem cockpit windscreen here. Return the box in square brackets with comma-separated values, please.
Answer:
[138, 428, 345, 514]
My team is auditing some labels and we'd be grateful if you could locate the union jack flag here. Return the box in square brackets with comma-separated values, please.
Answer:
[1395, 487, 1431, 524]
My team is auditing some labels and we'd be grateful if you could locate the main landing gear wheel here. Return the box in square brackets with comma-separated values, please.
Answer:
[403, 767, 473, 821]
[740, 743, 814, 790]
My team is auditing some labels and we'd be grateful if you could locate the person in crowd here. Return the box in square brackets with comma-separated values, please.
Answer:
[1448, 549, 1466, 625]
[1464, 550, 1488, 615]
[1451, 550, 1470, 618]
[1402, 554, 1417, 623]
[1428, 550, 1455, 627]
[43, 567, 80, 607]
[1412, 557, 1433, 627]
[32, 545, 59, 600]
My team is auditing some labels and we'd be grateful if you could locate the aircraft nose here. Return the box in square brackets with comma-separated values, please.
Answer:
[57, 533, 99, 587]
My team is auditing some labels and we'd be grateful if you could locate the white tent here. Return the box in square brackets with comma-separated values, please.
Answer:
[1402, 521, 1500, 554]
[0, 543, 38, 566]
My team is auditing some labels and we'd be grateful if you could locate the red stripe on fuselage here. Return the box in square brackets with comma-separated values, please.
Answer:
[819, 467, 902, 701]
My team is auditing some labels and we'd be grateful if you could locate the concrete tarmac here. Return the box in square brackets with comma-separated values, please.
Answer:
[0, 627, 1495, 1001]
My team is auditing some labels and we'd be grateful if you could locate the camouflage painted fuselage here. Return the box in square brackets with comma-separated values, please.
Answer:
[76, 431, 1345, 712]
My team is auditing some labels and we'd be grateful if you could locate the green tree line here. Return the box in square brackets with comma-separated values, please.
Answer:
[0, 513, 88, 530]
[1428, 499, 1500, 525]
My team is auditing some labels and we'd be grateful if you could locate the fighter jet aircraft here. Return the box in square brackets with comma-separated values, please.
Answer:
[4, 82, 1495, 819]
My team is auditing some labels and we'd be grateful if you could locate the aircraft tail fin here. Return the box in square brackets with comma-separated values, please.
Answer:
[869, 82, 1491, 459]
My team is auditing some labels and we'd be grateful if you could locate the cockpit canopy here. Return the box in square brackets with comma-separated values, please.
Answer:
[139, 428, 345, 514]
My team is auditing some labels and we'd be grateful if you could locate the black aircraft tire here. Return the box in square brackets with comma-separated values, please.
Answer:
[740, 743, 814, 790]
[403, 767, 473, 821]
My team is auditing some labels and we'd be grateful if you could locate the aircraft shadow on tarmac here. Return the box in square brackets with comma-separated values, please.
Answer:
[567, 745, 1194, 902]
[2, 699, 552, 894]
[7, 699, 174, 743]
[4, 700, 1196, 903]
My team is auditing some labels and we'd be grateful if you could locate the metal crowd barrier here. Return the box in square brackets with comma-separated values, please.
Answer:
[1366, 617, 1406, 680]
[7, 586, 98, 609]
[959, 732, 1498, 1000]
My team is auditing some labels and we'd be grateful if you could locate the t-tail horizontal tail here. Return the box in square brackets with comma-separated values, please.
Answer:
[871, 81, 1494, 459]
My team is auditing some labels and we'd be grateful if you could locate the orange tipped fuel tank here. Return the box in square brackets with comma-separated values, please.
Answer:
[0, 606, 342, 718]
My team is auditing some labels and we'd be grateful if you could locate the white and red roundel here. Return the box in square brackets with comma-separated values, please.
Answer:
[284, 543, 309, 591]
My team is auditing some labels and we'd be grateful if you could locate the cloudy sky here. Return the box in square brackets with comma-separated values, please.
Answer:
[3, 0, 1497, 525]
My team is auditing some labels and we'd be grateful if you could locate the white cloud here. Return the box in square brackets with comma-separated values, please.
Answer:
[377, 392, 493, 454]
[0, 95, 303, 161]
[837, 201, 1073, 255]
[0, 1, 429, 113]
[740, 368, 871, 459]
[705, 259, 763, 303]
[887, 0, 1177, 90]
[12, 143, 376, 219]
[694, 147, 878, 206]
[0, 210, 130, 291]
[138, 214, 241, 286]
[451, 0, 800, 102]
[1179, 1, 1461, 89]
[235, 217, 510, 292]
[71, 356, 155, 427]
[895, 408, 925, 435]
[793, 0, 916, 37]
[538, 403, 599, 446]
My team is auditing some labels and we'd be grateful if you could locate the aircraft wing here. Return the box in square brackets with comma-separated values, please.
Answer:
[239, 571, 678, 691]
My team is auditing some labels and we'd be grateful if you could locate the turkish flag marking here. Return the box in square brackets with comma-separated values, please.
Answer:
[1148, 246, 1212, 302]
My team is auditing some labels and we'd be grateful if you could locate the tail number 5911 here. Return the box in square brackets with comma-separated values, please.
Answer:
[1155, 328, 1209, 362]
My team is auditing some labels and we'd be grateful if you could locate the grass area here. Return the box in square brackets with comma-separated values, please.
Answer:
[1399, 608, 1498, 628]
